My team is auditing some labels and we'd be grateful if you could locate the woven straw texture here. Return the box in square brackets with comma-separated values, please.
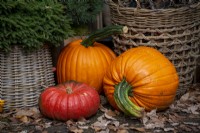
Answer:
[107, 0, 200, 97]
[0, 45, 55, 111]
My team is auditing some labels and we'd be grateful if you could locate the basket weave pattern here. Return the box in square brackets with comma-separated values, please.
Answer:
[107, 0, 200, 97]
[0, 45, 55, 110]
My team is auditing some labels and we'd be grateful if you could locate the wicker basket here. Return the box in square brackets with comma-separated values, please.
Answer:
[0, 45, 55, 111]
[107, 0, 200, 97]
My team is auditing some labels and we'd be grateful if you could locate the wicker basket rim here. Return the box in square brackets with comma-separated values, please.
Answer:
[106, 0, 200, 13]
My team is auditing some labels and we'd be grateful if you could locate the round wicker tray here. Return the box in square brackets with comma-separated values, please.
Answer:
[107, 0, 200, 97]
[0, 45, 55, 111]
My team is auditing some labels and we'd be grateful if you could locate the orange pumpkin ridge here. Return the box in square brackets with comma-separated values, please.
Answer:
[56, 25, 127, 93]
[103, 46, 179, 117]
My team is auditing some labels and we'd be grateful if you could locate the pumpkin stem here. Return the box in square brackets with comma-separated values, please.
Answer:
[114, 78, 144, 118]
[66, 87, 73, 94]
[81, 25, 128, 47]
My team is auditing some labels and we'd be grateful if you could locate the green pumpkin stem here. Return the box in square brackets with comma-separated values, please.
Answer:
[114, 78, 144, 118]
[114, 80, 132, 116]
[81, 25, 128, 47]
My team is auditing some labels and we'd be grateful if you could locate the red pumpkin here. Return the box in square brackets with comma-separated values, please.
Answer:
[39, 81, 100, 121]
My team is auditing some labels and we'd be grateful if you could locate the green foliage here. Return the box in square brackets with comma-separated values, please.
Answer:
[0, 0, 74, 52]
[59, 0, 104, 36]
[60, 0, 103, 25]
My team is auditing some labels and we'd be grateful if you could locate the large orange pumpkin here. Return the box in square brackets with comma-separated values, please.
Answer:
[57, 25, 128, 93]
[103, 46, 179, 117]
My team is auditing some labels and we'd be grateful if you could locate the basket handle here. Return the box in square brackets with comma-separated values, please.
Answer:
[105, 0, 142, 17]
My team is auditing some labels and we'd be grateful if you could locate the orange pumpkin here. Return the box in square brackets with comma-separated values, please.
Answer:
[103, 46, 179, 117]
[57, 25, 128, 93]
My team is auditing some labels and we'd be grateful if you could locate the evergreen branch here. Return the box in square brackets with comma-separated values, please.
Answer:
[0, 0, 74, 52]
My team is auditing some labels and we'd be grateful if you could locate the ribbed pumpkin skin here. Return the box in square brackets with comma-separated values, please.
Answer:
[103, 46, 179, 111]
[39, 81, 100, 121]
[57, 39, 116, 93]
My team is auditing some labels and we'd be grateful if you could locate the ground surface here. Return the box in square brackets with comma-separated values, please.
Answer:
[0, 85, 200, 133]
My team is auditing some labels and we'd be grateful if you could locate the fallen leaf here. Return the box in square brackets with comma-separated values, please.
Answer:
[144, 122, 164, 129]
[188, 105, 200, 115]
[146, 109, 157, 118]
[117, 129, 129, 133]
[168, 114, 179, 123]
[170, 122, 179, 126]
[105, 111, 116, 120]
[19, 130, 28, 133]
[34, 118, 42, 123]
[77, 125, 89, 129]
[177, 103, 188, 109]
[92, 120, 111, 129]
[19, 116, 30, 123]
[29, 107, 41, 119]
[119, 123, 129, 129]
[77, 118, 88, 125]
[142, 109, 165, 129]
[182, 109, 190, 113]
[15, 110, 33, 118]
[15, 107, 40, 119]
[180, 92, 190, 102]
[112, 121, 120, 127]
[35, 125, 43, 131]
[153, 129, 163, 132]
[129, 126, 145, 132]
[164, 127, 174, 132]
[44, 122, 52, 128]
[66, 119, 75, 127]
[183, 122, 199, 126]
[99, 105, 108, 113]
[107, 125, 118, 131]
[92, 114, 111, 129]
[97, 115, 104, 121]
[142, 116, 148, 124]
[69, 128, 84, 133]
[169, 104, 176, 110]
[92, 126, 102, 132]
